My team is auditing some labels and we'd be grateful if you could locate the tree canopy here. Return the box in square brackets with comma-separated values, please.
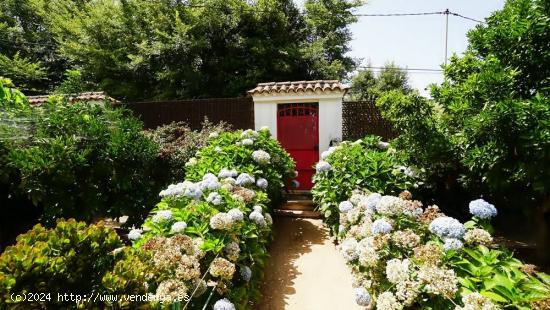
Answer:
[0, 0, 363, 100]
[377, 0, 549, 217]
[349, 62, 411, 100]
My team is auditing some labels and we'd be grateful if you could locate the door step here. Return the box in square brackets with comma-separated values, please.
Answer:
[282, 200, 316, 211]
[273, 209, 322, 219]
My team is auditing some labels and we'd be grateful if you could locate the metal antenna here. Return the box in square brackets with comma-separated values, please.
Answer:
[444, 9, 450, 66]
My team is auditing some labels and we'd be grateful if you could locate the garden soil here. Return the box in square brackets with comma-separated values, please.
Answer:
[255, 217, 364, 310]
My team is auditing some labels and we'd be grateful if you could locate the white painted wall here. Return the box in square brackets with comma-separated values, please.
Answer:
[251, 91, 345, 154]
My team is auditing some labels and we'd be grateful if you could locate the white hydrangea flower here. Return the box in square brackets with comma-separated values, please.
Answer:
[170, 221, 187, 233]
[128, 228, 142, 241]
[385, 258, 411, 284]
[209, 132, 219, 139]
[252, 150, 271, 165]
[341, 238, 359, 262]
[241, 138, 254, 146]
[253, 205, 263, 213]
[213, 298, 236, 310]
[240, 129, 258, 139]
[210, 213, 233, 230]
[185, 157, 197, 167]
[376, 291, 403, 310]
[159, 182, 186, 197]
[377, 141, 390, 150]
[375, 196, 406, 216]
[265, 213, 273, 225]
[200, 173, 220, 191]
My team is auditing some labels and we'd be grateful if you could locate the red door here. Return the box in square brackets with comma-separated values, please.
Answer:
[277, 103, 319, 190]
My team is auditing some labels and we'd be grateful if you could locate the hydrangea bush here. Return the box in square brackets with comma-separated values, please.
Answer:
[311, 135, 420, 235]
[336, 191, 550, 309]
[122, 128, 294, 309]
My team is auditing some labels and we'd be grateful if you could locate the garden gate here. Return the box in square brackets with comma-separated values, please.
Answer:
[277, 103, 319, 190]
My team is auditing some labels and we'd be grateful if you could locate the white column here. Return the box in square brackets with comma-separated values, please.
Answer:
[318, 97, 343, 153]
[253, 100, 278, 138]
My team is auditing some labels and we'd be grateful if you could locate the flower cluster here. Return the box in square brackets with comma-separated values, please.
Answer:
[469, 199, 497, 219]
[252, 150, 271, 165]
[334, 191, 505, 309]
[130, 129, 295, 308]
[315, 161, 332, 173]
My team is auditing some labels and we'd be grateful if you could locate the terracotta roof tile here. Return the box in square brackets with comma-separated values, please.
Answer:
[27, 91, 119, 105]
[248, 80, 349, 95]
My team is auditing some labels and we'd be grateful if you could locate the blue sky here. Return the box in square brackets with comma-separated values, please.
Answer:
[299, 0, 506, 94]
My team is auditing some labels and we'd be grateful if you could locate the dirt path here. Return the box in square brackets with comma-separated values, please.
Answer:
[254, 217, 364, 310]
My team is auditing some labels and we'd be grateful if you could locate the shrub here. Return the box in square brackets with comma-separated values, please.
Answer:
[145, 119, 233, 184]
[0, 82, 160, 227]
[125, 127, 295, 309]
[337, 191, 550, 309]
[185, 128, 295, 206]
[311, 135, 419, 235]
[0, 219, 147, 308]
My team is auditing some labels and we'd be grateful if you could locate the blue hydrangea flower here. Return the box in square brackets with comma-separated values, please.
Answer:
[218, 168, 238, 178]
[227, 208, 244, 222]
[249, 211, 266, 225]
[443, 238, 463, 251]
[339, 201, 353, 213]
[184, 182, 203, 200]
[256, 178, 268, 189]
[315, 161, 332, 173]
[236, 173, 255, 186]
[200, 173, 220, 190]
[372, 219, 392, 235]
[469, 199, 497, 219]
[240, 266, 252, 282]
[213, 298, 236, 310]
[170, 221, 187, 233]
[152, 210, 173, 223]
[365, 193, 382, 211]
[354, 287, 371, 306]
[206, 192, 223, 205]
[429, 217, 465, 239]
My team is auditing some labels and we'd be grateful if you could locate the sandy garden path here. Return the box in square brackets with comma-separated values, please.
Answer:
[255, 217, 363, 310]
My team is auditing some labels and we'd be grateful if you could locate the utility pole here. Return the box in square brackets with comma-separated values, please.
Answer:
[444, 9, 450, 66]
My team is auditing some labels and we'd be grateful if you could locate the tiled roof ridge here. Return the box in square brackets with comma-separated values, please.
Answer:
[248, 80, 348, 95]
[27, 91, 118, 105]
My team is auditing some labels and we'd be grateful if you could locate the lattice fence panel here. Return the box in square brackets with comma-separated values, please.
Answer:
[123, 97, 254, 130]
[342, 100, 397, 141]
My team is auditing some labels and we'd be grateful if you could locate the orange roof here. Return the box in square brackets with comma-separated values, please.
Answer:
[248, 80, 349, 95]
[27, 91, 119, 105]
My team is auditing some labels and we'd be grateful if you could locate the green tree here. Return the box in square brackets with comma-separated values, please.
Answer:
[349, 62, 411, 100]
[377, 0, 550, 262]
[1, 0, 362, 100]
[0, 0, 69, 93]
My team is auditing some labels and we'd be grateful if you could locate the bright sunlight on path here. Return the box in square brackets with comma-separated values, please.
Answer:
[255, 217, 364, 310]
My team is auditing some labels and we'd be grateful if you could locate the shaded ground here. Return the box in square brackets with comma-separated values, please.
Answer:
[255, 217, 363, 310]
